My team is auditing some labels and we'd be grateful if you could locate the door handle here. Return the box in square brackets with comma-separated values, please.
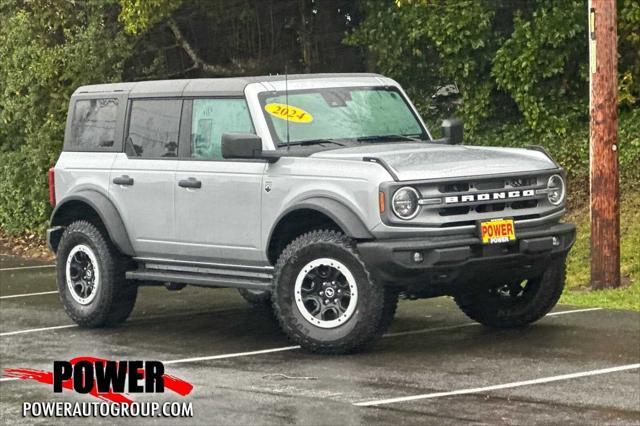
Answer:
[113, 175, 134, 186]
[178, 178, 202, 189]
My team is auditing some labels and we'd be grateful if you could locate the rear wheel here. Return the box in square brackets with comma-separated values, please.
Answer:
[272, 230, 384, 354]
[56, 220, 137, 327]
[237, 288, 272, 308]
[454, 257, 566, 328]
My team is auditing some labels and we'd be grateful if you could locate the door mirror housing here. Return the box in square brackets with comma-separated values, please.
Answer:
[441, 118, 463, 145]
[221, 133, 279, 162]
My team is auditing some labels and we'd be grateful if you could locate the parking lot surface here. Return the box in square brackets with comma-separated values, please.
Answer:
[1, 254, 639, 425]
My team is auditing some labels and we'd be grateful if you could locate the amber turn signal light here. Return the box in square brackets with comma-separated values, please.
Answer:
[379, 191, 385, 214]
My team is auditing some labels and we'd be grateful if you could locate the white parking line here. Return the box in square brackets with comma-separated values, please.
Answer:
[0, 324, 77, 337]
[0, 307, 613, 387]
[0, 291, 58, 300]
[384, 322, 477, 338]
[0, 265, 55, 272]
[383, 307, 603, 338]
[163, 346, 302, 365]
[0, 346, 303, 383]
[0, 307, 603, 338]
[545, 307, 603, 316]
[353, 363, 640, 406]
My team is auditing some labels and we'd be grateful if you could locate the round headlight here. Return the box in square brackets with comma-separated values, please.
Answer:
[547, 174, 565, 205]
[392, 187, 420, 219]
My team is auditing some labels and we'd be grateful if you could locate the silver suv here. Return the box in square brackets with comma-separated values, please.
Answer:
[47, 74, 575, 353]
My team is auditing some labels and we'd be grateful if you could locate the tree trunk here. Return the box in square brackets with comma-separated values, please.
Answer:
[298, 0, 313, 73]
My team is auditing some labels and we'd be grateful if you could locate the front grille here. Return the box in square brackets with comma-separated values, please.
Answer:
[434, 175, 542, 218]
[406, 172, 559, 228]
[511, 199, 538, 209]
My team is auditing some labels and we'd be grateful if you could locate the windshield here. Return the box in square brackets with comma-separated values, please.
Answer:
[258, 86, 427, 146]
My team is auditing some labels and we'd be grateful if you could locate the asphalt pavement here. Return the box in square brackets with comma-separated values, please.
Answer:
[1, 253, 639, 425]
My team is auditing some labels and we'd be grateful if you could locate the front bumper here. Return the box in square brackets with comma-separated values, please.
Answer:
[357, 222, 576, 293]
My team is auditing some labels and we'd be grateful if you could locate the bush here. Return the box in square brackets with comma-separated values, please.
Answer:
[0, 144, 56, 235]
[469, 108, 640, 188]
[349, 0, 639, 136]
[0, 1, 130, 235]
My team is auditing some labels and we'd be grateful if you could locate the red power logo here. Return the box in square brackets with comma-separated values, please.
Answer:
[3, 357, 193, 404]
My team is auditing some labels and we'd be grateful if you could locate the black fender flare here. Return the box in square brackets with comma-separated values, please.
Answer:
[269, 197, 374, 243]
[50, 190, 135, 256]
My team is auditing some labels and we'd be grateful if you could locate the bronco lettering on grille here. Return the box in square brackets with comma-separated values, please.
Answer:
[444, 189, 535, 204]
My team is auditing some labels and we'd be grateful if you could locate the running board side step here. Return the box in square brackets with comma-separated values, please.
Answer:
[126, 269, 273, 291]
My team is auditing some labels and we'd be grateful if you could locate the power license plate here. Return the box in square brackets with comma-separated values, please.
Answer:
[479, 218, 516, 244]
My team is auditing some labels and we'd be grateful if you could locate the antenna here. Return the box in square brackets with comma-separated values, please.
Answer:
[285, 66, 290, 150]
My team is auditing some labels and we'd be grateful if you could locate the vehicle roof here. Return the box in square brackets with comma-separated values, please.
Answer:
[73, 73, 387, 98]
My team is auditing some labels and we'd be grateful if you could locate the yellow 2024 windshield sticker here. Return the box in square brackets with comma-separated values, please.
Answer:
[265, 103, 313, 123]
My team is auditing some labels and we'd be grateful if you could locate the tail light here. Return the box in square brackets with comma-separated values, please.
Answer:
[48, 167, 56, 206]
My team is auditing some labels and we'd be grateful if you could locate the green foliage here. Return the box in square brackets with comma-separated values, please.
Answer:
[470, 109, 640, 185]
[561, 191, 640, 312]
[418, 1, 496, 132]
[347, 0, 498, 132]
[492, 4, 587, 133]
[619, 0, 640, 107]
[0, 0, 131, 234]
[349, 0, 640, 138]
[118, 0, 182, 35]
[618, 109, 640, 187]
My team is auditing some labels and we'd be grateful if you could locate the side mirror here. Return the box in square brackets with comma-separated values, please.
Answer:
[221, 133, 264, 160]
[441, 118, 463, 145]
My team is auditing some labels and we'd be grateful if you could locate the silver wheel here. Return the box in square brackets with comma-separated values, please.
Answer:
[65, 244, 100, 305]
[294, 258, 358, 329]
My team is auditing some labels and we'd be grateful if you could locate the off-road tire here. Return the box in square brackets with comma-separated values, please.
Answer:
[237, 288, 272, 308]
[56, 220, 137, 327]
[272, 230, 384, 354]
[377, 287, 400, 335]
[454, 257, 566, 328]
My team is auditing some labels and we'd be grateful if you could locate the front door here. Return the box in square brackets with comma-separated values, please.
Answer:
[173, 98, 265, 264]
[109, 98, 182, 258]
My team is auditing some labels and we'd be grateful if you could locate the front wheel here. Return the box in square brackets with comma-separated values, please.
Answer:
[272, 230, 384, 354]
[454, 257, 566, 328]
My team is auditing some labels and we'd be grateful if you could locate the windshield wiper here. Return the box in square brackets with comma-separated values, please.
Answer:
[356, 134, 423, 143]
[277, 138, 347, 148]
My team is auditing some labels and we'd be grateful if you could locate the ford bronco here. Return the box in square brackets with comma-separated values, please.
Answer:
[47, 74, 575, 353]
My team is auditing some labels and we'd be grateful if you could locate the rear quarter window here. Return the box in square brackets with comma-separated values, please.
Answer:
[67, 98, 119, 151]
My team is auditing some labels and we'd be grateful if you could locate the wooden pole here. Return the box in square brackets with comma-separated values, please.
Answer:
[588, 0, 620, 289]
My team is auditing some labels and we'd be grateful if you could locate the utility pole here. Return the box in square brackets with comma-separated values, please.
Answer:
[588, 0, 620, 289]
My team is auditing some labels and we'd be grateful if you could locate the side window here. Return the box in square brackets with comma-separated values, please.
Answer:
[191, 99, 254, 160]
[70, 98, 118, 150]
[127, 99, 182, 158]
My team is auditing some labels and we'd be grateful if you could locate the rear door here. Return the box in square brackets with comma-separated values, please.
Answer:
[109, 99, 182, 258]
[173, 98, 266, 264]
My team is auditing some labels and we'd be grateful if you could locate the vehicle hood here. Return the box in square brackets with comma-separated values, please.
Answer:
[310, 143, 557, 181]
